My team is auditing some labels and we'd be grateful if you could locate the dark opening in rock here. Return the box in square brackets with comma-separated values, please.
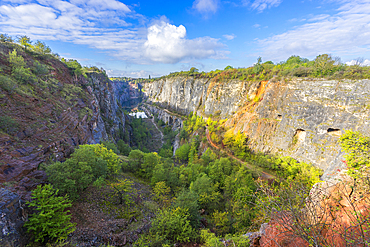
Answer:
[327, 128, 341, 136]
[292, 129, 306, 146]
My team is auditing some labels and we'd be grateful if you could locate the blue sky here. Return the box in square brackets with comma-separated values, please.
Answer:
[1, 0, 370, 77]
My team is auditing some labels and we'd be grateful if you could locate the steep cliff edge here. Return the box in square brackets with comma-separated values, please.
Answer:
[143, 77, 370, 179]
[0, 42, 126, 245]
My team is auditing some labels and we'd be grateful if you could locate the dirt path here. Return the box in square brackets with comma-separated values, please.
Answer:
[206, 128, 275, 181]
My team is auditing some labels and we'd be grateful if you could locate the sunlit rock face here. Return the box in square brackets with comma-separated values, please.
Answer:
[143, 77, 370, 180]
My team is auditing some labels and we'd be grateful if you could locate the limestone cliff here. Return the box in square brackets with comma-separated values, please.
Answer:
[143, 77, 370, 179]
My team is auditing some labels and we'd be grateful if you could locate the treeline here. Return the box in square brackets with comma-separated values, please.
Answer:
[0, 34, 108, 79]
[156, 54, 370, 82]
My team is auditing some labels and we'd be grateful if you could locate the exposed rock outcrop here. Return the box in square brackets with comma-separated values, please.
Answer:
[143, 77, 370, 179]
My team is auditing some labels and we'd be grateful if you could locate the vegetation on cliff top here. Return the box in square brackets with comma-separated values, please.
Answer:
[154, 55, 370, 82]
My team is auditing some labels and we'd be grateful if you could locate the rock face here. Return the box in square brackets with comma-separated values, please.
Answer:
[0, 188, 28, 247]
[143, 77, 370, 179]
[88, 73, 126, 142]
[0, 43, 127, 246]
[111, 79, 143, 108]
[142, 104, 184, 155]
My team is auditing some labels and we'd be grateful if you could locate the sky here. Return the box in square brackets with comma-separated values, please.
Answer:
[1, 0, 370, 78]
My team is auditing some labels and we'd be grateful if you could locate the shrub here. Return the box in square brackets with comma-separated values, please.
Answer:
[0, 115, 19, 135]
[46, 144, 119, 200]
[8, 49, 34, 83]
[151, 207, 196, 244]
[117, 139, 131, 156]
[24, 184, 76, 243]
[101, 140, 119, 154]
[175, 144, 190, 161]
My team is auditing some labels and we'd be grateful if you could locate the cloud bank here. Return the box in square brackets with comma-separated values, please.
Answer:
[0, 0, 226, 64]
[257, 0, 370, 60]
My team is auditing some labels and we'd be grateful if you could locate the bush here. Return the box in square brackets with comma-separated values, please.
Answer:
[143, 207, 197, 245]
[0, 115, 19, 135]
[24, 184, 76, 243]
[175, 144, 190, 161]
[117, 139, 131, 156]
[101, 140, 119, 154]
[46, 144, 119, 200]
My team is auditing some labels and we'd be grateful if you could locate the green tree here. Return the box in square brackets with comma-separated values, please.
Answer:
[173, 189, 200, 228]
[17, 35, 32, 50]
[190, 174, 220, 211]
[313, 54, 340, 76]
[175, 143, 190, 161]
[24, 184, 76, 243]
[253, 57, 263, 74]
[0, 33, 13, 42]
[108, 178, 134, 205]
[151, 207, 196, 244]
[153, 181, 172, 208]
[33, 40, 52, 55]
[101, 140, 119, 154]
[117, 139, 131, 156]
[8, 49, 33, 83]
[189, 67, 199, 73]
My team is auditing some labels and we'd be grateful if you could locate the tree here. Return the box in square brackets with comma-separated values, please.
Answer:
[108, 178, 134, 205]
[175, 144, 190, 162]
[117, 139, 131, 156]
[189, 67, 199, 73]
[224, 65, 233, 70]
[153, 181, 171, 208]
[33, 40, 51, 55]
[24, 184, 76, 243]
[253, 57, 263, 74]
[8, 49, 33, 83]
[314, 54, 341, 76]
[0, 33, 13, 42]
[17, 35, 32, 51]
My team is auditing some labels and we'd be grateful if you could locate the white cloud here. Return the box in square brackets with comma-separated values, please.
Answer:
[345, 59, 370, 66]
[250, 0, 282, 12]
[0, 1, 226, 64]
[223, 34, 236, 40]
[257, 0, 370, 60]
[192, 0, 219, 15]
[144, 21, 225, 63]
[107, 69, 160, 78]
[253, 23, 261, 28]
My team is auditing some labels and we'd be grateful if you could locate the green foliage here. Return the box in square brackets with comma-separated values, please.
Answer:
[46, 144, 119, 200]
[189, 174, 220, 211]
[32, 40, 52, 55]
[0, 33, 14, 42]
[211, 210, 230, 236]
[175, 143, 190, 161]
[8, 49, 34, 83]
[148, 207, 196, 245]
[17, 35, 32, 50]
[108, 178, 134, 206]
[253, 57, 263, 74]
[0, 115, 19, 135]
[153, 181, 171, 208]
[117, 139, 131, 156]
[101, 140, 119, 154]
[201, 230, 250, 247]
[24, 184, 76, 243]
[173, 189, 200, 228]
[61, 58, 83, 77]
[340, 130, 370, 178]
